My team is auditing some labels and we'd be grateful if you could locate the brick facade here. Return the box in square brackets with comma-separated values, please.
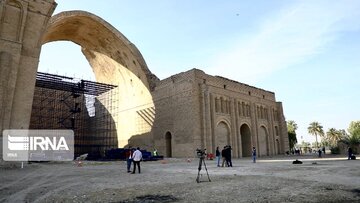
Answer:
[150, 69, 289, 157]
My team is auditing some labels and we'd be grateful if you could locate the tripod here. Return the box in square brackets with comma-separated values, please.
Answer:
[196, 155, 211, 183]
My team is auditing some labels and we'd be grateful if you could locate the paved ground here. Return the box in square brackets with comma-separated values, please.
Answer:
[0, 155, 359, 203]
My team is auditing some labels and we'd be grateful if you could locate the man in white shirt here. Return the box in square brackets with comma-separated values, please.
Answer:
[131, 147, 143, 174]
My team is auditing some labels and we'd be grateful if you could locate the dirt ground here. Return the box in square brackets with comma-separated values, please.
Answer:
[0, 155, 359, 203]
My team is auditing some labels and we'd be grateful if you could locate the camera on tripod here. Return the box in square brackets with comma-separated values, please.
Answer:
[196, 148, 206, 159]
[195, 148, 211, 183]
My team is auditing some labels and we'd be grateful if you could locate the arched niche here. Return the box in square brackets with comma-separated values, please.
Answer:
[165, 131, 172, 157]
[258, 126, 269, 156]
[215, 121, 231, 149]
[240, 123, 252, 157]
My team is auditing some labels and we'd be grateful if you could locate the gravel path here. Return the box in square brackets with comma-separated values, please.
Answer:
[0, 155, 359, 202]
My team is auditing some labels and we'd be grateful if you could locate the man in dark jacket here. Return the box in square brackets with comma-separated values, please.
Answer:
[221, 146, 227, 167]
[225, 145, 232, 167]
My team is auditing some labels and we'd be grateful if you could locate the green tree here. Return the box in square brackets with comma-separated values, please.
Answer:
[348, 121, 360, 137]
[344, 134, 360, 145]
[308, 121, 324, 148]
[301, 141, 311, 148]
[300, 141, 311, 153]
[338, 129, 347, 137]
[287, 120, 298, 150]
[326, 128, 343, 147]
[320, 139, 330, 148]
[287, 120, 298, 134]
[343, 121, 360, 146]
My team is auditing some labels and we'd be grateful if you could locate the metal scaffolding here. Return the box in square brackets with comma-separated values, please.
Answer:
[30, 72, 119, 157]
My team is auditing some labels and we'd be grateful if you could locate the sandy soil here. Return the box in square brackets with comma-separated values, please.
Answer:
[0, 155, 359, 203]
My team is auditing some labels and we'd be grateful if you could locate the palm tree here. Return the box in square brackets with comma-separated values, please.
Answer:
[287, 120, 298, 133]
[326, 128, 343, 147]
[343, 134, 360, 145]
[342, 122, 360, 146]
[308, 122, 324, 148]
[287, 120, 298, 150]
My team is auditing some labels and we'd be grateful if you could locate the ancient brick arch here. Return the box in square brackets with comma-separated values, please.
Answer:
[38, 11, 160, 147]
[42, 10, 158, 90]
[0, 0, 161, 154]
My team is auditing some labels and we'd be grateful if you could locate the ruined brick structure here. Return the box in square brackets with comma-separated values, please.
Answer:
[0, 0, 289, 159]
[149, 69, 289, 157]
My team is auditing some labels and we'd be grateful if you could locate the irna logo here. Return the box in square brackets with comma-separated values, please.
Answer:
[7, 135, 69, 151]
[3, 130, 74, 161]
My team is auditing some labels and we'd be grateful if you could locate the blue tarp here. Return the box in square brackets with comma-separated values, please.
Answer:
[103, 148, 163, 161]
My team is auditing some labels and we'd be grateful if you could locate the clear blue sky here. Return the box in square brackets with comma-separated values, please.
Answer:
[39, 0, 360, 144]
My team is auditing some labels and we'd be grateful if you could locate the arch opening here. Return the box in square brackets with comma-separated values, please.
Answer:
[240, 124, 252, 157]
[165, 132, 172, 157]
[39, 42, 96, 80]
[39, 11, 158, 148]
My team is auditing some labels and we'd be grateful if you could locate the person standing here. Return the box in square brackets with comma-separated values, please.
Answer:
[252, 147, 257, 163]
[348, 147, 353, 160]
[215, 146, 220, 167]
[221, 146, 227, 167]
[132, 147, 142, 174]
[125, 147, 133, 173]
[226, 145, 233, 167]
[318, 148, 322, 158]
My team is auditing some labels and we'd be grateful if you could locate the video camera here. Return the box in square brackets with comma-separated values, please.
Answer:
[195, 148, 211, 183]
[196, 148, 206, 158]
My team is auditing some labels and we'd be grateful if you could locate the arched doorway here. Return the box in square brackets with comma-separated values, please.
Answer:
[165, 132, 172, 157]
[215, 121, 230, 149]
[240, 124, 252, 157]
[258, 126, 269, 156]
